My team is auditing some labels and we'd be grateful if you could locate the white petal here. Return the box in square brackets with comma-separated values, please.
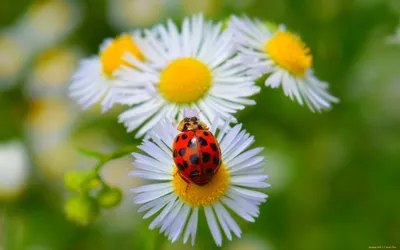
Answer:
[149, 197, 177, 229]
[226, 147, 264, 167]
[138, 193, 175, 213]
[213, 201, 241, 238]
[160, 201, 183, 233]
[143, 195, 173, 219]
[133, 152, 171, 174]
[183, 207, 198, 246]
[265, 70, 283, 88]
[131, 182, 172, 193]
[230, 175, 269, 184]
[135, 105, 175, 138]
[232, 166, 265, 175]
[129, 170, 172, 181]
[212, 203, 232, 240]
[170, 205, 191, 242]
[229, 156, 264, 173]
[221, 196, 255, 222]
[224, 133, 254, 163]
[225, 191, 262, 217]
[230, 186, 268, 202]
[220, 124, 242, 154]
[204, 206, 222, 247]
[138, 141, 172, 164]
[134, 188, 173, 204]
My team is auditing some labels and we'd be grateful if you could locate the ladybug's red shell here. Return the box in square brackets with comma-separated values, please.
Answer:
[172, 129, 221, 186]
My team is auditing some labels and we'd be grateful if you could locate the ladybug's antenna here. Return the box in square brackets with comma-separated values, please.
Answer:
[195, 109, 203, 117]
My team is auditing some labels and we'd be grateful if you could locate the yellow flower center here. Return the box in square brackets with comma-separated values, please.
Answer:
[172, 163, 230, 207]
[100, 34, 144, 77]
[159, 58, 212, 104]
[265, 31, 312, 77]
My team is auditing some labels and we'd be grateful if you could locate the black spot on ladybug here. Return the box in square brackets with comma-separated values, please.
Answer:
[193, 121, 198, 125]
[213, 156, 219, 165]
[182, 134, 188, 140]
[183, 160, 189, 168]
[173, 149, 177, 158]
[190, 154, 199, 164]
[198, 125, 203, 130]
[206, 168, 214, 175]
[210, 143, 218, 151]
[203, 131, 209, 136]
[178, 148, 186, 156]
[177, 163, 184, 171]
[188, 138, 197, 148]
[189, 170, 200, 178]
[198, 137, 208, 146]
[175, 136, 180, 143]
[202, 152, 210, 163]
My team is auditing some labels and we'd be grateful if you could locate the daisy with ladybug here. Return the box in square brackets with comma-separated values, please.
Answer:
[131, 110, 269, 246]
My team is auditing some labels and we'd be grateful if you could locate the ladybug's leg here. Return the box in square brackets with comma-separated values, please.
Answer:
[177, 173, 190, 193]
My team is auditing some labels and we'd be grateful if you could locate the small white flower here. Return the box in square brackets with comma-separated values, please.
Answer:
[114, 14, 260, 138]
[387, 26, 400, 44]
[229, 16, 339, 112]
[0, 141, 29, 200]
[69, 33, 145, 112]
[130, 115, 269, 246]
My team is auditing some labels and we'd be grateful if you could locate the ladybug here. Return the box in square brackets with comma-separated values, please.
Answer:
[172, 116, 222, 187]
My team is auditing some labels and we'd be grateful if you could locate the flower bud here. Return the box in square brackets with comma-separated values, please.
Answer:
[97, 187, 123, 208]
[64, 171, 100, 192]
[64, 195, 99, 226]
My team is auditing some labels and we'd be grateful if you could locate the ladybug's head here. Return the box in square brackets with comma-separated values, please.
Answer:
[177, 116, 209, 132]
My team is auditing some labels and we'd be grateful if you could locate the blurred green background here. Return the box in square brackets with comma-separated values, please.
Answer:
[1, 0, 400, 249]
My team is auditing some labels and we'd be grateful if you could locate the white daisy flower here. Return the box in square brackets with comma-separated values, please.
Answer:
[229, 16, 339, 112]
[69, 33, 145, 112]
[387, 26, 400, 44]
[0, 141, 29, 200]
[114, 14, 260, 138]
[130, 115, 269, 246]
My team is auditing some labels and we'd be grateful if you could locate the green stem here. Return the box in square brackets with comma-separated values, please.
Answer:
[3, 207, 16, 250]
[79, 144, 137, 189]
[93, 159, 106, 173]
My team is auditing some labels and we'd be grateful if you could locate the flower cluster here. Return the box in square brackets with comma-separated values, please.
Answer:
[70, 14, 338, 138]
[68, 14, 339, 246]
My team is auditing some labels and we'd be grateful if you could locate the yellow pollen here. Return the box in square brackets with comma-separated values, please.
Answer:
[100, 34, 144, 77]
[172, 164, 230, 207]
[265, 31, 312, 77]
[159, 58, 212, 104]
